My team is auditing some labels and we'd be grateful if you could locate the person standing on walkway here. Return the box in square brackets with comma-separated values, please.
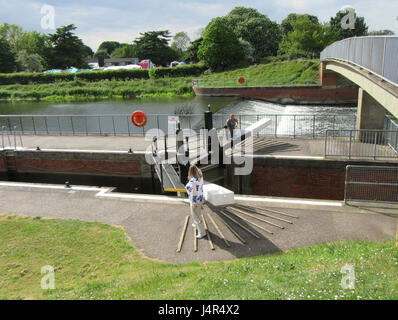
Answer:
[185, 164, 206, 239]
[226, 114, 238, 139]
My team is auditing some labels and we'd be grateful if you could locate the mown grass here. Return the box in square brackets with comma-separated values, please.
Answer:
[199, 59, 320, 87]
[0, 60, 320, 102]
[0, 215, 397, 300]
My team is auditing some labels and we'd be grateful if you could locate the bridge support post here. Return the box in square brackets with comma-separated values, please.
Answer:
[356, 88, 386, 142]
[356, 88, 386, 130]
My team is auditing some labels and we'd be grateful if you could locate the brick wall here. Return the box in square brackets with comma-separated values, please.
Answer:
[247, 158, 398, 201]
[194, 86, 358, 105]
[15, 158, 141, 177]
[252, 166, 345, 200]
[0, 156, 6, 172]
[11, 150, 150, 178]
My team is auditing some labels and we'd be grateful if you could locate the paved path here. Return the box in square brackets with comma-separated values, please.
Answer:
[7, 134, 327, 156]
[0, 183, 396, 264]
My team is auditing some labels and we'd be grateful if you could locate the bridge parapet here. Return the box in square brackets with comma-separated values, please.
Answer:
[321, 36, 398, 87]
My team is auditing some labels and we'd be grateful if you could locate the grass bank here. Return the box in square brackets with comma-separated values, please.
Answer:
[1, 215, 397, 300]
[0, 60, 320, 102]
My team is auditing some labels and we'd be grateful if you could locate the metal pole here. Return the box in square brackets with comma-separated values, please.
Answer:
[1, 126, 4, 149]
[44, 116, 48, 134]
[98, 116, 102, 135]
[112, 116, 116, 136]
[348, 130, 352, 159]
[293, 115, 296, 139]
[85, 117, 88, 136]
[164, 134, 168, 161]
[373, 131, 378, 160]
[274, 115, 278, 138]
[70, 116, 75, 135]
[313, 115, 316, 138]
[324, 130, 328, 158]
[19, 117, 23, 135]
[57, 116, 62, 136]
[13, 126, 17, 150]
[126, 116, 130, 136]
[32, 117, 36, 135]
[344, 165, 350, 205]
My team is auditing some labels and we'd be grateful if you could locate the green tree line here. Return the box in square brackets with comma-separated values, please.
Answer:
[0, 6, 394, 74]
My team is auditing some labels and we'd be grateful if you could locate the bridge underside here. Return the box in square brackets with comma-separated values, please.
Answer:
[322, 60, 398, 129]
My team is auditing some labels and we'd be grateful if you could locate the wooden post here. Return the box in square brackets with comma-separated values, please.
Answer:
[176, 216, 189, 253]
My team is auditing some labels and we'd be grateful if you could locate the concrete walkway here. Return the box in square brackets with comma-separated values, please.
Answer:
[7, 134, 327, 157]
[0, 183, 396, 264]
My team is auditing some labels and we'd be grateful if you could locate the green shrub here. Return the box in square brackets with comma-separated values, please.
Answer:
[0, 69, 150, 85]
[149, 64, 207, 79]
[76, 69, 149, 82]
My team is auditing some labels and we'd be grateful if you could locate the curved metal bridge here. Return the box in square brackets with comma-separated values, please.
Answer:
[321, 36, 398, 124]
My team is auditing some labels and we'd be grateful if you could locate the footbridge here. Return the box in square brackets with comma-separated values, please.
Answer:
[321, 36, 398, 130]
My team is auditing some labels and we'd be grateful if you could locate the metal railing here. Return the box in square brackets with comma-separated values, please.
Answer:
[213, 113, 356, 138]
[385, 116, 398, 154]
[325, 129, 398, 160]
[1, 125, 23, 150]
[321, 36, 398, 87]
[344, 165, 398, 204]
[0, 113, 358, 138]
[0, 114, 202, 137]
[192, 77, 319, 88]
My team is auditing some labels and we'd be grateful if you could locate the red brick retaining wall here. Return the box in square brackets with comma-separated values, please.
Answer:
[15, 158, 141, 177]
[0, 157, 6, 172]
[193, 86, 358, 105]
[252, 166, 345, 200]
[0, 150, 150, 178]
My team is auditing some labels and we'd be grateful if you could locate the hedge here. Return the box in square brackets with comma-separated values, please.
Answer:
[0, 69, 149, 85]
[149, 64, 207, 78]
[0, 64, 207, 85]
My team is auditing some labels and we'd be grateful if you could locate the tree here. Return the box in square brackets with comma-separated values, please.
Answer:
[329, 9, 368, 40]
[82, 45, 94, 59]
[171, 31, 190, 56]
[16, 50, 43, 72]
[198, 18, 244, 71]
[280, 13, 319, 37]
[224, 7, 281, 58]
[0, 23, 23, 50]
[0, 38, 16, 73]
[184, 37, 203, 63]
[134, 30, 178, 66]
[110, 44, 137, 58]
[279, 16, 339, 57]
[96, 41, 121, 56]
[368, 30, 395, 36]
[14, 31, 47, 57]
[46, 24, 88, 69]
[94, 49, 110, 67]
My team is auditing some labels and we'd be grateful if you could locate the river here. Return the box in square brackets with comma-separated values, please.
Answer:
[0, 97, 357, 136]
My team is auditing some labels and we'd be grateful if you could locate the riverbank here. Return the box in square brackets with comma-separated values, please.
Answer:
[0, 60, 320, 103]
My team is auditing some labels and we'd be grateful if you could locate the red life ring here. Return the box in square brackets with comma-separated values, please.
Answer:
[131, 110, 147, 127]
[238, 76, 245, 84]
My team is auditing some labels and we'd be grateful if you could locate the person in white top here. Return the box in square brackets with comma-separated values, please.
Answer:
[185, 164, 206, 239]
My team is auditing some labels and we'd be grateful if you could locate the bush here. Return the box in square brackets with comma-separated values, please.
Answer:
[148, 64, 207, 79]
[0, 72, 74, 85]
[76, 69, 149, 81]
[0, 69, 149, 85]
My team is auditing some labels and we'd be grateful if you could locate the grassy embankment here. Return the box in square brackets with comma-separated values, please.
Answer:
[0, 60, 320, 102]
[1, 215, 397, 300]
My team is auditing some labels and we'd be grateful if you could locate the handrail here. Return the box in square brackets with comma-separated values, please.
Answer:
[321, 36, 398, 88]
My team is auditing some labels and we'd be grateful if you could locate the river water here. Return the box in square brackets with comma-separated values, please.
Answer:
[0, 97, 357, 136]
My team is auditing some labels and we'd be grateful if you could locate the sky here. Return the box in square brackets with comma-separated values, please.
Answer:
[1, 0, 398, 51]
